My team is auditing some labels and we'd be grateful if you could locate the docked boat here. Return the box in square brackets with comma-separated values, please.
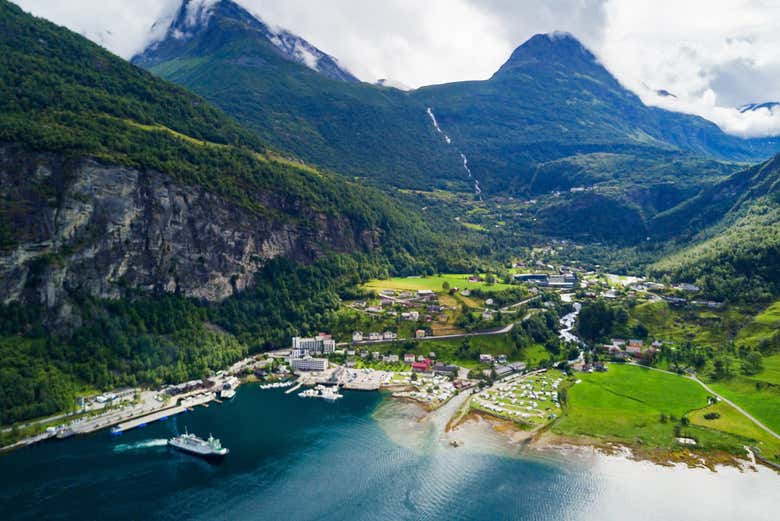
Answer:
[298, 384, 343, 401]
[56, 427, 75, 439]
[219, 377, 239, 399]
[168, 429, 229, 460]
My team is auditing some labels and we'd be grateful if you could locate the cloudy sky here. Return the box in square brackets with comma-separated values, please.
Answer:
[15, 0, 780, 137]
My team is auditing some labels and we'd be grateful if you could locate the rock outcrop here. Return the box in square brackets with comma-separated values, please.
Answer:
[0, 145, 372, 323]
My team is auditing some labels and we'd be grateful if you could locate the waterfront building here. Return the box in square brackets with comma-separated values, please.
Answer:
[291, 335, 336, 355]
[290, 357, 328, 372]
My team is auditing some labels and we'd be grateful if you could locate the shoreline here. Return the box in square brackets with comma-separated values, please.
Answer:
[452, 407, 768, 473]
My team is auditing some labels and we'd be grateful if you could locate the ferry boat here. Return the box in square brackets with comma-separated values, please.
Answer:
[168, 428, 229, 460]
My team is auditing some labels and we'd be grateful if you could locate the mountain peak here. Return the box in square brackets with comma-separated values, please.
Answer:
[493, 32, 598, 78]
[137, 0, 357, 83]
[739, 102, 780, 114]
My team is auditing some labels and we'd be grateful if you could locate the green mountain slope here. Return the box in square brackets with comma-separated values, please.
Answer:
[134, 2, 779, 200]
[650, 155, 780, 300]
[132, 0, 464, 191]
[413, 33, 777, 194]
[0, 0, 465, 425]
[0, 0, 441, 265]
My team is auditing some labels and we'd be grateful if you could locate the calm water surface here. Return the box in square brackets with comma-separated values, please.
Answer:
[1, 386, 778, 520]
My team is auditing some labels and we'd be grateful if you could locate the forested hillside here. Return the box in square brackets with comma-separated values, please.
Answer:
[0, 0, 472, 424]
[651, 155, 780, 300]
[132, 0, 464, 190]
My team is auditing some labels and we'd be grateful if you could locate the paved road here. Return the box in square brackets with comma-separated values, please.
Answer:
[629, 363, 780, 441]
[499, 295, 540, 312]
[691, 375, 780, 441]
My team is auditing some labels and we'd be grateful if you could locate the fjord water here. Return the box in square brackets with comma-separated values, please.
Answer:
[1, 387, 778, 521]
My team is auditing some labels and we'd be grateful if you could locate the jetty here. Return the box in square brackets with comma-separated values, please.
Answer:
[285, 381, 303, 394]
[110, 393, 215, 435]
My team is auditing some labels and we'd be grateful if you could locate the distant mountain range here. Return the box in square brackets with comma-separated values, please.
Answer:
[739, 102, 780, 113]
[134, 1, 780, 198]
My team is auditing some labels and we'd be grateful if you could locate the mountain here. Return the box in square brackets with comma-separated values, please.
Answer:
[0, 0, 478, 424]
[139, 0, 357, 83]
[132, 0, 464, 191]
[739, 102, 780, 113]
[651, 154, 780, 300]
[0, 0, 445, 317]
[133, 7, 780, 209]
[413, 32, 780, 193]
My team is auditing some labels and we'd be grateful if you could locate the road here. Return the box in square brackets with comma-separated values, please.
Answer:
[499, 295, 540, 312]
[628, 363, 780, 441]
[691, 375, 780, 441]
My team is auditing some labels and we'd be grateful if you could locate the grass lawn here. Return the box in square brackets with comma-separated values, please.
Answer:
[362, 274, 514, 294]
[735, 300, 780, 349]
[753, 354, 780, 386]
[554, 364, 778, 457]
[553, 364, 709, 448]
[709, 377, 780, 434]
[689, 401, 780, 459]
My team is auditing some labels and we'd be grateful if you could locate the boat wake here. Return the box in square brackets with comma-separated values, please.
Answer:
[113, 438, 168, 452]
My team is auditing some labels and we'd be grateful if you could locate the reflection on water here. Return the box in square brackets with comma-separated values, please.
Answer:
[1, 386, 778, 521]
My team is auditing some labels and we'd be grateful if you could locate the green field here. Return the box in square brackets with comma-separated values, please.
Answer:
[689, 401, 780, 459]
[553, 365, 709, 447]
[754, 354, 780, 386]
[709, 377, 780, 435]
[735, 300, 780, 349]
[553, 364, 780, 459]
[363, 274, 514, 294]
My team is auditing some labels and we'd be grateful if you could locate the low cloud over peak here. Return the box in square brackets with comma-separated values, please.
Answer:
[14, 0, 780, 137]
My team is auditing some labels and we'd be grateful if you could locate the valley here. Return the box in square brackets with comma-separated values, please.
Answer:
[1, 0, 780, 510]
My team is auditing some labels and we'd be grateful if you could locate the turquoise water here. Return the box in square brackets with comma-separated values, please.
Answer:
[1, 386, 778, 520]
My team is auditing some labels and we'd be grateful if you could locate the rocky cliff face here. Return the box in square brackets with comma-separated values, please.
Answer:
[0, 145, 370, 323]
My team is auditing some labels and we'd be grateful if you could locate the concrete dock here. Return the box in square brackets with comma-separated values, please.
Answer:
[111, 393, 216, 434]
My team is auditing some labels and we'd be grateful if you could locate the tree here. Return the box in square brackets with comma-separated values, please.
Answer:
[741, 351, 764, 376]
[442, 281, 450, 291]
[713, 356, 733, 380]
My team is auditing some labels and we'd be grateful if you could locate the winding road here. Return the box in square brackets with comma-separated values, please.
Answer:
[630, 363, 780, 441]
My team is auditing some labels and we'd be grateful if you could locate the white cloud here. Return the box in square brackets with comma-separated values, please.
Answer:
[11, 0, 780, 137]
[597, 0, 780, 137]
[14, 0, 179, 58]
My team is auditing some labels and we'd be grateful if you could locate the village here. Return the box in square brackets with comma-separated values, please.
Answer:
[2, 261, 729, 453]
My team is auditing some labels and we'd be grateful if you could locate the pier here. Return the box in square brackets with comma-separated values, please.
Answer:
[285, 381, 303, 394]
[110, 393, 216, 435]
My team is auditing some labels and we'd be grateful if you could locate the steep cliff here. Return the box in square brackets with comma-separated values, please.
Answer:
[0, 145, 383, 320]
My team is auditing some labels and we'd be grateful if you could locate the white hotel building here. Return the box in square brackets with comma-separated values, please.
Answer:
[289, 357, 328, 372]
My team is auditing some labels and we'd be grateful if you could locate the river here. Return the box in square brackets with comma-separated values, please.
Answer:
[1, 386, 778, 520]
